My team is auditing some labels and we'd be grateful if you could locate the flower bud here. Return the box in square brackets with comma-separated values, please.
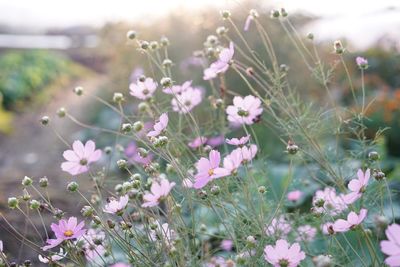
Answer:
[216, 26, 228, 36]
[368, 151, 379, 161]
[29, 199, 40, 210]
[8, 197, 19, 209]
[166, 164, 175, 174]
[40, 116, 50, 125]
[24, 260, 31, 267]
[53, 208, 64, 219]
[113, 92, 124, 102]
[286, 140, 299, 155]
[162, 59, 173, 68]
[22, 189, 31, 201]
[117, 159, 128, 169]
[140, 41, 149, 50]
[203, 145, 212, 153]
[115, 184, 123, 193]
[160, 36, 170, 47]
[374, 215, 389, 230]
[280, 8, 288, 17]
[126, 30, 137, 40]
[373, 169, 385, 181]
[220, 10, 231, 19]
[270, 9, 280, 18]
[200, 223, 207, 232]
[81, 205, 94, 217]
[246, 67, 254, 76]
[150, 41, 159, 50]
[280, 64, 289, 73]
[154, 136, 168, 147]
[73, 86, 84, 96]
[67, 181, 79, 192]
[198, 190, 208, 199]
[210, 185, 220, 195]
[104, 146, 112, 155]
[334, 40, 344, 54]
[93, 215, 101, 225]
[55, 107, 66, 118]
[160, 77, 172, 88]
[138, 102, 149, 112]
[246, 235, 256, 247]
[307, 33, 314, 40]
[22, 176, 33, 186]
[312, 255, 332, 267]
[258, 186, 266, 194]
[215, 98, 224, 108]
[130, 173, 142, 181]
[121, 123, 132, 134]
[132, 121, 144, 132]
[250, 9, 259, 18]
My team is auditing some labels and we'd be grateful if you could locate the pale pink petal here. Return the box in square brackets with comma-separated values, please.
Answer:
[72, 141, 85, 158]
[63, 150, 79, 162]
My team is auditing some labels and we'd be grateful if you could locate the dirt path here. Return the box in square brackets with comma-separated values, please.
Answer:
[0, 73, 107, 261]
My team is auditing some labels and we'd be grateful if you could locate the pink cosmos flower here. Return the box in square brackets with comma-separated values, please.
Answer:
[80, 229, 106, 260]
[163, 80, 192, 94]
[321, 222, 335, 235]
[236, 144, 257, 163]
[343, 169, 370, 204]
[61, 140, 102, 175]
[226, 95, 263, 125]
[171, 87, 203, 114]
[333, 209, 368, 233]
[380, 223, 400, 267]
[42, 217, 86, 251]
[356, 56, 368, 69]
[142, 179, 176, 207]
[129, 77, 157, 100]
[264, 239, 306, 267]
[206, 135, 225, 147]
[265, 216, 292, 238]
[312, 187, 347, 216]
[203, 42, 234, 80]
[287, 190, 303, 202]
[296, 225, 317, 242]
[103, 195, 129, 215]
[38, 248, 66, 263]
[193, 150, 230, 189]
[125, 142, 153, 166]
[220, 239, 234, 251]
[226, 135, 250, 146]
[223, 149, 243, 175]
[188, 136, 208, 149]
[149, 222, 177, 246]
[147, 113, 168, 137]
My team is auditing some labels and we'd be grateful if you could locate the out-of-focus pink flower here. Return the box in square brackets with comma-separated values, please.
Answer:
[244, 16, 253, 31]
[125, 142, 153, 166]
[109, 263, 131, 267]
[226, 135, 250, 146]
[223, 149, 243, 175]
[203, 42, 234, 80]
[296, 225, 317, 242]
[321, 222, 335, 235]
[149, 222, 177, 246]
[80, 229, 106, 260]
[129, 77, 157, 100]
[264, 239, 306, 267]
[226, 95, 263, 125]
[356, 56, 368, 69]
[61, 140, 102, 175]
[188, 136, 208, 149]
[171, 87, 203, 113]
[343, 169, 370, 204]
[193, 150, 230, 189]
[182, 178, 194, 188]
[287, 190, 303, 202]
[206, 256, 232, 267]
[147, 113, 168, 137]
[236, 144, 257, 162]
[42, 217, 85, 251]
[312, 187, 347, 216]
[142, 179, 175, 207]
[265, 216, 292, 238]
[129, 67, 144, 83]
[333, 209, 368, 233]
[38, 248, 66, 263]
[220, 239, 234, 251]
[163, 80, 192, 94]
[380, 223, 400, 267]
[0, 240, 3, 252]
[207, 135, 225, 147]
[103, 195, 129, 215]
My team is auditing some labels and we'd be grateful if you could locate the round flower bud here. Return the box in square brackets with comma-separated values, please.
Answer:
[334, 40, 344, 54]
[104, 146, 112, 155]
[373, 170, 385, 181]
[258, 186, 266, 194]
[113, 92, 124, 102]
[67, 181, 79, 192]
[21, 176, 33, 186]
[210, 185, 220, 195]
[93, 216, 101, 225]
[368, 151, 380, 161]
[162, 59, 173, 68]
[117, 159, 128, 169]
[40, 116, 50, 125]
[133, 121, 144, 132]
[160, 77, 172, 88]
[132, 179, 141, 189]
[121, 123, 132, 134]
[24, 260, 31, 267]
[250, 9, 259, 18]
[312, 255, 332, 267]
[130, 173, 142, 181]
[160, 36, 170, 47]
[138, 102, 149, 112]
[204, 145, 212, 153]
[270, 9, 280, 18]
[29, 199, 40, 210]
[220, 10, 231, 19]
[206, 35, 219, 46]
[374, 215, 389, 230]
[115, 184, 123, 193]
[22, 189, 31, 201]
[122, 181, 133, 192]
[215, 98, 224, 108]
[81, 205, 94, 217]
[200, 223, 207, 232]
[73, 86, 84, 96]
[107, 219, 115, 229]
[140, 41, 149, 50]
[280, 64, 289, 73]
[126, 30, 137, 40]
[150, 41, 159, 50]
[154, 136, 168, 147]
[236, 254, 246, 265]
[57, 107, 66, 118]
[307, 32, 314, 40]
[216, 26, 228, 36]
[280, 8, 288, 17]
[286, 141, 299, 155]
[8, 197, 19, 209]
[246, 235, 256, 247]
[166, 164, 175, 174]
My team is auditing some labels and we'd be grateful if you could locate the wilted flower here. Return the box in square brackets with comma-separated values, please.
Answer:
[333, 209, 368, 233]
[142, 179, 176, 207]
[103, 195, 129, 215]
[264, 239, 306, 267]
[380, 223, 400, 267]
[296, 225, 317, 242]
[226, 95, 263, 125]
[226, 135, 250, 146]
[129, 77, 157, 100]
[203, 42, 234, 80]
[147, 113, 168, 137]
[61, 140, 102, 175]
[193, 150, 230, 189]
[343, 169, 370, 204]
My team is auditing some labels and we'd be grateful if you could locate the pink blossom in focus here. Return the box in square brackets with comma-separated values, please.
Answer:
[264, 239, 306, 267]
[171, 87, 203, 114]
[129, 77, 157, 100]
[142, 179, 176, 207]
[226, 95, 263, 125]
[193, 150, 230, 189]
[220, 239, 234, 251]
[226, 135, 250, 146]
[147, 113, 168, 137]
[343, 169, 370, 204]
[103, 195, 129, 215]
[287, 190, 303, 202]
[296, 225, 317, 242]
[42, 217, 86, 251]
[380, 223, 400, 267]
[333, 209, 368, 233]
[203, 42, 234, 80]
[61, 140, 102, 175]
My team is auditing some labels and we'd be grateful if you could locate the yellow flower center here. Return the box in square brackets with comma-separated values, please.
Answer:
[64, 230, 74, 237]
[208, 169, 214, 176]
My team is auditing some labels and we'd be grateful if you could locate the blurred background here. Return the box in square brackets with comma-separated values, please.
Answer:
[0, 0, 400, 262]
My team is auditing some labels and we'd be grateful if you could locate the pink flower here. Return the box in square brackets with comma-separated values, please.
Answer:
[80, 229, 106, 260]
[321, 222, 335, 235]
[171, 87, 203, 113]
[38, 248, 66, 263]
[103, 195, 129, 215]
[223, 149, 243, 175]
[193, 150, 230, 189]
[226, 135, 250, 146]
[147, 113, 168, 137]
[142, 179, 176, 207]
[236, 144, 257, 163]
[109, 263, 131, 267]
[149, 222, 177, 246]
[343, 169, 370, 204]
[265, 216, 292, 238]
[220, 239, 233, 251]
[296, 225, 317, 242]
[206, 135, 225, 147]
[42, 217, 85, 251]
[163, 80, 192, 94]
[125, 142, 153, 165]
[356, 56, 368, 69]
[264, 239, 306, 267]
[203, 42, 234, 80]
[380, 223, 400, 267]
[61, 140, 102, 175]
[129, 77, 157, 100]
[188, 136, 208, 149]
[333, 209, 368, 233]
[226, 95, 263, 125]
[312, 187, 347, 216]
[206, 256, 232, 267]
[287, 190, 303, 202]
